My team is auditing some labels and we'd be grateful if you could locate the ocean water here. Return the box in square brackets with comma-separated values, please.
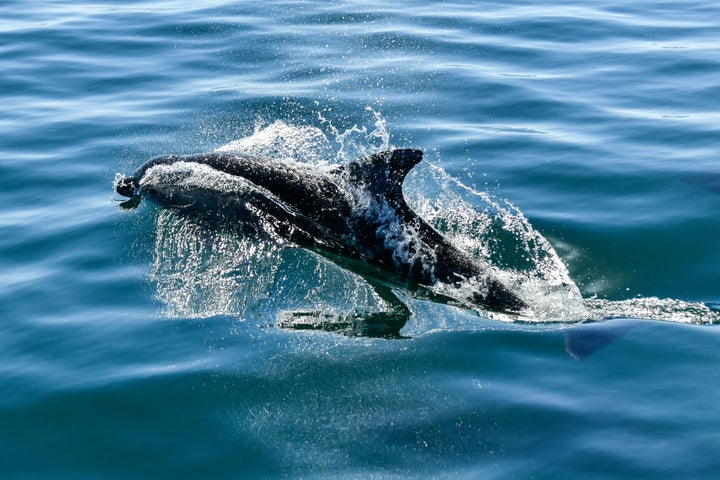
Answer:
[1, 1, 719, 478]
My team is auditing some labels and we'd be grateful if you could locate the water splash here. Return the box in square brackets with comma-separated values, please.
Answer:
[318, 106, 391, 161]
[151, 210, 283, 319]
[584, 297, 720, 325]
[216, 120, 336, 165]
[404, 162, 588, 322]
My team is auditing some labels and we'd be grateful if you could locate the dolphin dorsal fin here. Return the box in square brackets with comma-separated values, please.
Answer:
[339, 149, 423, 206]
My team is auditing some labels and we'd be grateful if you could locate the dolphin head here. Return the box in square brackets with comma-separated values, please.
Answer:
[115, 157, 214, 209]
[114, 175, 138, 198]
[115, 155, 182, 209]
[135, 161, 218, 209]
[113, 174, 142, 210]
[114, 156, 289, 227]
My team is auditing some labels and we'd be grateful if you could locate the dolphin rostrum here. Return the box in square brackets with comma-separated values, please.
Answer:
[115, 149, 527, 332]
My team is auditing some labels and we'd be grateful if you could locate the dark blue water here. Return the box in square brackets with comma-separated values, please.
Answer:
[1, 1, 719, 478]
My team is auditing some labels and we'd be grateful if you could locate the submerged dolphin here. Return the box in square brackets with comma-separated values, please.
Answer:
[115, 149, 527, 325]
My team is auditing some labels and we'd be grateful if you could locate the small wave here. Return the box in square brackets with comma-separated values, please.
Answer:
[584, 297, 720, 325]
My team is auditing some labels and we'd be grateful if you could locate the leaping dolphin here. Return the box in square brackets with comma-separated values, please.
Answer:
[115, 149, 527, 331]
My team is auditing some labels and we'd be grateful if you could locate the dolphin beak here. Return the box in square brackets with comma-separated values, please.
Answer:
[114, 175, 142, 210]
[115, 175, 138, 198]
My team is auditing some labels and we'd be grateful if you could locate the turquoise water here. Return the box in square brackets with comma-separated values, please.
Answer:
[2, 1, 719, 478]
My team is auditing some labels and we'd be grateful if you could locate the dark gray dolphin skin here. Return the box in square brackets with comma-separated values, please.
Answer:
[115, 149, 527, 323]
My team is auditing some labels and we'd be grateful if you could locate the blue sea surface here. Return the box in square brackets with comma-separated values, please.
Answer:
[1, 1, 719, 478]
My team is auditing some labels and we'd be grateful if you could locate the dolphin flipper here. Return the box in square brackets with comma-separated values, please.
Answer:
[276, 276, 411, 339]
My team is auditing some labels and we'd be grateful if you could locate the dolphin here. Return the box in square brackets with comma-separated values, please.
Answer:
[115, 149, 527, 330]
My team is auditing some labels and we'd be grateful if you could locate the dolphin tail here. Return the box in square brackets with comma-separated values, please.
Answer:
[475, 278, 528, 313]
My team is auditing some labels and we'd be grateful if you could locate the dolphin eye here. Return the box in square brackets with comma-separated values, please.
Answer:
[146, 187, 158, 196]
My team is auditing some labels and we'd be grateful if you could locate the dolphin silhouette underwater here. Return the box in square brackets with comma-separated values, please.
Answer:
[115, 149, 527, 335]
